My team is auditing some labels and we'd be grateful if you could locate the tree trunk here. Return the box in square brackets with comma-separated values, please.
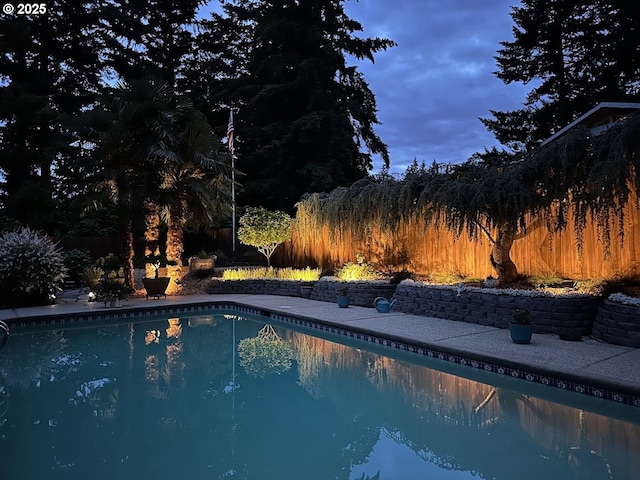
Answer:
[166, 205, 185, 267]
[144, 200, 161, 257]
[121, 215, 135, 291]
[490, 223, 518, 283]
[165, 204, 186, 295]
[144, 200, 161, 279]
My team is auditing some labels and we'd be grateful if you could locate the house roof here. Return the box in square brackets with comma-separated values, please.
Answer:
[540, 101, 640, 147]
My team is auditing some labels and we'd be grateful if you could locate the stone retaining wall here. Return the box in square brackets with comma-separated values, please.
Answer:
[309, 281, 397, 307]
[202, 278, 640, 346]
[392, 283, 601, 339]
[205, 279, 310, 297]
[593, 300, 640, 347]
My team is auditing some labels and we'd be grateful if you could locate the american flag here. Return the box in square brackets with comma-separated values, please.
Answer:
[227, 110, 234, 153]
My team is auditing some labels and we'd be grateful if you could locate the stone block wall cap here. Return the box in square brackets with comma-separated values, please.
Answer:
[608, 293, 640, 307]
[399, 279, 595, 299]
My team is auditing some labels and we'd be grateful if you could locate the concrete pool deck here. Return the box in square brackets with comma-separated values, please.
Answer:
[2, 292, 640, 406]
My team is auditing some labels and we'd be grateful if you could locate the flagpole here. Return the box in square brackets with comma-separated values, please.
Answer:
[227, 110, 236, 257]
[231, 151, 236, 256]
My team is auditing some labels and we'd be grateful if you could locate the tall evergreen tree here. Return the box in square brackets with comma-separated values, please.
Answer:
[0, 1, 105, 230]
[194, 0, 395, 212]
[481, 0, 640, 152]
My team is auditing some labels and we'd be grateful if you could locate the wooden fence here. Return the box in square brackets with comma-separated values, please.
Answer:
[57, 192, 640, 280]
[284, 193, 640, 280]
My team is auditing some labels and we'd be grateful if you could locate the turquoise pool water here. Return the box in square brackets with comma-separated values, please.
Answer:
[1, 310, 638, 479]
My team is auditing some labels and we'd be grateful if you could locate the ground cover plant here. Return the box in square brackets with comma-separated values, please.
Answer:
[221, 267, 320, 282]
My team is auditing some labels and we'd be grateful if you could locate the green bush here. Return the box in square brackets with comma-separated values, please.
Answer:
[337, 253, 381, 281]
[0, 227, 67, 306]
[96, 253, 122, 274]
[93, 278, 130, 302]
[81, 266, 104, 288]
[64, 249, 92, 286]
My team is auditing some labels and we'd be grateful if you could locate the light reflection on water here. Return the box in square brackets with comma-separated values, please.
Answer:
[0, 311, 638, 480]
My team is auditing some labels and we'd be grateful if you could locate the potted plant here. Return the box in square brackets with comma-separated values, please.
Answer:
[189, 250, 217, 273]
[509, 309, 533, 344]
[336, 286, 350, 308]
[93, 278, 130, 307]
[142, 255, 173, 299]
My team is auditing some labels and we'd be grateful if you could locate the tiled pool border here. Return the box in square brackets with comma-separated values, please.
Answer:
[6, 301, 640, 409]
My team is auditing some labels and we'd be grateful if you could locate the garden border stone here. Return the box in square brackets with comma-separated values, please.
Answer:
[593, 299, 640, 347]
[392, 282, 601, 338]
[310, 280, 397, 307]
[205, 279, 315, 297]
[202, 278, 639, 347]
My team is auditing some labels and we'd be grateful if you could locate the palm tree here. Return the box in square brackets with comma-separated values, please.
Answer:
[86, 78, 231, 291]
[158, 108, 229, 271]
[87, 78, 190, 290]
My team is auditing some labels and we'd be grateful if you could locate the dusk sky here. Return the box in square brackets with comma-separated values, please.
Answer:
[205, 0, 530, 174]
[342, 0, 528, 174]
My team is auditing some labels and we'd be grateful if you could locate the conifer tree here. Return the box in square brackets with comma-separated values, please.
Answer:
[481, 0, 640, 151]
[194, 0, 395, 212]
[0, 1, 105, 229]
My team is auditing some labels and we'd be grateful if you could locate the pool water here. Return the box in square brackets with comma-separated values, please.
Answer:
[1, 310, 638, 480]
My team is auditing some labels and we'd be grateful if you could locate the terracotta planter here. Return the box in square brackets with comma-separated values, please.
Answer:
[142, 277, 170, 299]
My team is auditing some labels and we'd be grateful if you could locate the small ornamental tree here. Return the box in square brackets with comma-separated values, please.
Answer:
[237, 207, 292, 267]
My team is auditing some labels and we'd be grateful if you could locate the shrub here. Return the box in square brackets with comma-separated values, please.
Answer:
[0, 227, 67, 306]
[337, 253, 381, 281]
[93, 278, 130, 302]
[96, 253, 122, 275]
[526, 272, 566, 288]
[81, 266, 104, 288]
[64, 249, 92, 286]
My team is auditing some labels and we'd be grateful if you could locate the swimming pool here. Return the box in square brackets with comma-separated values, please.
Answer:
[1, 308, 639, 479]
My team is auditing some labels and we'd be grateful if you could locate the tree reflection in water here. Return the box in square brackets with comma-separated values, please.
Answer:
[238, 324, 294, 378]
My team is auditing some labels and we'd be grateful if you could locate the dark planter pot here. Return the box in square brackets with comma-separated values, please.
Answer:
[142, 277, 170, 299]
[509, 323, 533, 344]
[300, 285, 314, 299]
[336, 295, 350, 308]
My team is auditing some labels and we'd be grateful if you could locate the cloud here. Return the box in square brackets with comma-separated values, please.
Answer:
[344, 0, 529, 173]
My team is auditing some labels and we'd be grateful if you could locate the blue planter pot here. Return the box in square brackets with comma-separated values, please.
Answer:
[509, 323, 533, 344]
[336, 295, 350, 308]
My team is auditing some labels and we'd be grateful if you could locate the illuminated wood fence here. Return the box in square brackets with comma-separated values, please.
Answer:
[284, 192, 640, 280]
